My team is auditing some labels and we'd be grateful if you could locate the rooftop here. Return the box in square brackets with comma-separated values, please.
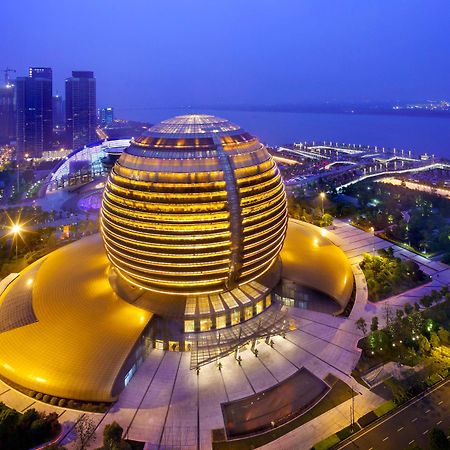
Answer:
[0, 234, 152, 402]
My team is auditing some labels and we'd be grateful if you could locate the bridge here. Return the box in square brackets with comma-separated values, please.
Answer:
[335, 162, 450, 191]
[323, 161, 358, 170]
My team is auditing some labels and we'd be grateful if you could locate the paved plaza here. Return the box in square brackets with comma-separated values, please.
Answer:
[0, 220, 447, 449]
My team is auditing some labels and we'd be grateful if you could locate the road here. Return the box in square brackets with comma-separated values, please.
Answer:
[336, 379, 450, 450]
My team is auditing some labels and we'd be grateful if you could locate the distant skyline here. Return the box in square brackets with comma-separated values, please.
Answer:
[3, 0, 450, 111]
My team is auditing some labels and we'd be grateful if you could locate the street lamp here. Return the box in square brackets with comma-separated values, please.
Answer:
[369, 226, 375, 254]
[9, 223, 23, 260]
[320, 192, 326, 216]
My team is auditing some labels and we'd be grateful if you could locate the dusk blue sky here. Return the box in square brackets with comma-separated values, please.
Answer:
[2, 0, 450, 111]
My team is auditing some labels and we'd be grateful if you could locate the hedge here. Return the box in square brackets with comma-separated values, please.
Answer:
[312, 434, 340, 450]
[374, 400, 395, 417]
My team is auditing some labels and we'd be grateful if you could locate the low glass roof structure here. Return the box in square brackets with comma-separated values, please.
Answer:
[46, 139, 130, 192]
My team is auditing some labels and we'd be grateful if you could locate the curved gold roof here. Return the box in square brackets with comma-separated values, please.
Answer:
[280, 220, 354, 310]
[0, 234, 151, 402]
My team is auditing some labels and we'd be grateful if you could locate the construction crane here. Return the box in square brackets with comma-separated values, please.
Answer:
[3, 68, 16, 85]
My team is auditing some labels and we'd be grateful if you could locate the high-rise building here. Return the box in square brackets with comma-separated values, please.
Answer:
[65, 71, 97, 150]
[52, 94, 65, 128]
[16, 67, 53, 159]
[0, 81, 16, 144]
[29, 67, 52, 80]
[98, 107, 114, 125]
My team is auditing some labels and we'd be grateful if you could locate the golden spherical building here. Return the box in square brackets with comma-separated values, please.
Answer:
[0, 114, 355, 404]
[101, 114, 288, 296]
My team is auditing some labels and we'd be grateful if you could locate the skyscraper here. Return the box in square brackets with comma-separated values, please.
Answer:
[98, 107, 114, 125]
[65, 71, 97, 149]
[52, 94, 65, 129]
[0, 80, 15, 144]
[16, 67, 53, 158]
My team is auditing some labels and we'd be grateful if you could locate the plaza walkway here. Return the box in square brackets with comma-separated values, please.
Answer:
[0, 220, 447, 449]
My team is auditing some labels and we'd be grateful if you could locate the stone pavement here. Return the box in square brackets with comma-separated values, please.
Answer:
[0, 307, 367, 450]
[0, 220, 447, 449]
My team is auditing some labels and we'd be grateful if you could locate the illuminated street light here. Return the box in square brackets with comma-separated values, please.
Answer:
[369, 226, 375, 254]
[9, 223, 23, 260]
[320, 192, 326, 216]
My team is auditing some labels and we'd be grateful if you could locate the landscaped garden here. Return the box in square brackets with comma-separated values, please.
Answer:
[359, 247, 430, 302]
[355, 287, 450, 391]
[0, 403, 60, 450]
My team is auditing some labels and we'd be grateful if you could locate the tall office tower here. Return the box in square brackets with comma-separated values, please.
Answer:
[98, 107, 114, 125]
[0, 81, 16, 144]
[52, 94, 65, 128]
[16, 67, 53, 158]
[65, 71, 97, 150]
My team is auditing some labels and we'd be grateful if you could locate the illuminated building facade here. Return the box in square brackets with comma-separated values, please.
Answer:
[0, 114, 354, 403]
[102, 114, 287, 295]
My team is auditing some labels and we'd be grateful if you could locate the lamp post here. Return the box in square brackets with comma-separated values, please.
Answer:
[320, 192, 326, 216]
[10, 223, 22, 260]
[369, 226, 375, 254]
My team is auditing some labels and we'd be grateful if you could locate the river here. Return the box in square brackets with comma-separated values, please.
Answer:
[117, 108, 450, 159]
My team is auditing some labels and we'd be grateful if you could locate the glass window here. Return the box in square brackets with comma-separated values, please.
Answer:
[200, 318, 212, 331]
[216, 315, 226, 329]
[244, 306, 253, 320]
[231, 309, 241, 325]
[256, 300, 263, 314]
[184, 320, 195, 332]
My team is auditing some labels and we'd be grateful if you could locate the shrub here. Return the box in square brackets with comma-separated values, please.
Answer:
[29, 417, 51, 443]
[429, 427, 450, 450]
[42, 394, 51, 403]
[358, 411, 377, 428]
[35, 392, 43, 401]
[336, 423, 361, 440]
[58, 399, 66, 408]
[50, 397, 58, 406]
[67, 400, 76, 409]
[425, 373, 442, 387]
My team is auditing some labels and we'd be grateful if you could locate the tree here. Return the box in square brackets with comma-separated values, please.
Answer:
[75, 415, 96, 450]
[370, 316, 379, 332]
[437, 327, 449, 345]
[321, 213, 334, 227]
[404, 303, 413, 315]
[356, 318, 367, 336]
[103, 422, 124, 450]
[430, 332, 441, 349]
[418, 335, 431, 354]
[43, 445, 68, 450]
[429, 427, 450, 450]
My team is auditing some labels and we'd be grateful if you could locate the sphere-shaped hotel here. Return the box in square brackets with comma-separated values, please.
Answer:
[102, 114, 287, 295]
[0, 115, 354, 404]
